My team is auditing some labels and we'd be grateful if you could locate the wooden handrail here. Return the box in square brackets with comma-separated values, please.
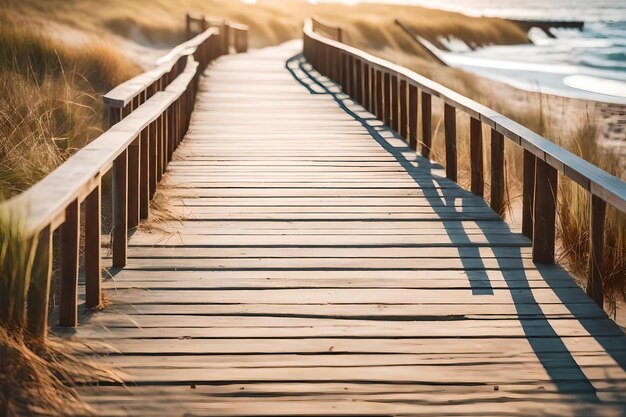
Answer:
[0, 15, 248, 342]
[185, 13, 249, 54]
[302, 18, 626, 309]
[311, 17, 342, 42]
[103, 26, 222, 127]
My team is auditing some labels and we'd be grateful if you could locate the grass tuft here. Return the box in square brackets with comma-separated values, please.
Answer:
[0, 20, 139, 199]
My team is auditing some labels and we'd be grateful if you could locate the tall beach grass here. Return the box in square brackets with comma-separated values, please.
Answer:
[0, 20, 138, 199]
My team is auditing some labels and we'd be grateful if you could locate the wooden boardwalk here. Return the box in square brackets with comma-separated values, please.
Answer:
[75, 42, 626, 416]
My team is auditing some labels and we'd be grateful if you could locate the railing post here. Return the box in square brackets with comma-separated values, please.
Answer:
[127, 137, 140, 229]
[340, 52, 347, 90]
[222, 21, 230, 55]
[408, 84, 418, 150]
[333, 49, 339, 83]
[587, 195, 606, 308]
[383, 72, 391, 126]
[59, 199, 79, 327]
[324, 45, 330, 79]
[532, 158, 558, 264]
[391, 75, 399, 132]
[356, 59, 363, 104]
[149, 121, 158, 198]
[167, 103, 174, 162]
[490, 129, 505, 216]
[421, 92, 432, 158]
[444, 103, 457, 181]
[470, 117, 484, 196]
[376, 70, 383, 121]
[112, 149, 128, 268]
[400, 80, 408, 139]
[185, 13, 191, 40]
[156, 113, 164, 182]
[140, 127, 150, 219]
[347, 55, 354, 98]
[26, 225, 52, 341]
[85, 185, 101, 309]
[108, 105, 122, 128]
[363, 63, 370, 110]
[522, 150, 536, 239]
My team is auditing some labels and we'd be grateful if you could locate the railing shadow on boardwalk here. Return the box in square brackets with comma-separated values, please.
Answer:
[287, 52, 626, 405]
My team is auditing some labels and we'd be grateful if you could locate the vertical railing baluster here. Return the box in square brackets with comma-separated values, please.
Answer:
[408, 85, 418, 150]
[26, 225, 52, 340]
[140, 127, 150, 219]
[470, 117, 484, 196]
[383, 73, 391, 126]
[112, 149, 128, 268]
[85, 185, 101, 309]
[421, 92, 432, 158]
[149, 120, 158, 198]
[391, 75, 399, 132]
[522, 150, 536, 239]
[376, 71, 383, 121]
[490, 129, 505, 216]
[532, 158, 558, 264]
[347, 55, 354, 98]
[59, 199, 79, 327]
[444, 103, 457, 181]
[356, 59, 362, 104]
[587, 196, 606, 308]
[400, 80, 408, 139]
[127, 137, 140, 229]
[363, 63, 370, 110]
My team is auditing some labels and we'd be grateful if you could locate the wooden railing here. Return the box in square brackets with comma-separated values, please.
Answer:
[0, 19, 247, 341]
[303, 17, 626, 309]
[185, 13, 249, 54]
[311, 16, 342, 42]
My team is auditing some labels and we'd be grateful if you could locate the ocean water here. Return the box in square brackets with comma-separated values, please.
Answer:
[317, 0, 626, 103]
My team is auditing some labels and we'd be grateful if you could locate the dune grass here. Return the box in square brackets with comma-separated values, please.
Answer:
[5, 0, 529, 51]
[0, 212, 124, 416]
[0, 19, 139, 200]
[0, 216, 81, 417]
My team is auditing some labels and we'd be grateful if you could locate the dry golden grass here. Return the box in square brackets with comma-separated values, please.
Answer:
[4, 0, 528, 51]
[0, 215, 121, 416]
[0, 18, 139, 199]
[0, 328, 91, 417]
[137, 180, 187, 235]
[0, 325, 123, 417]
